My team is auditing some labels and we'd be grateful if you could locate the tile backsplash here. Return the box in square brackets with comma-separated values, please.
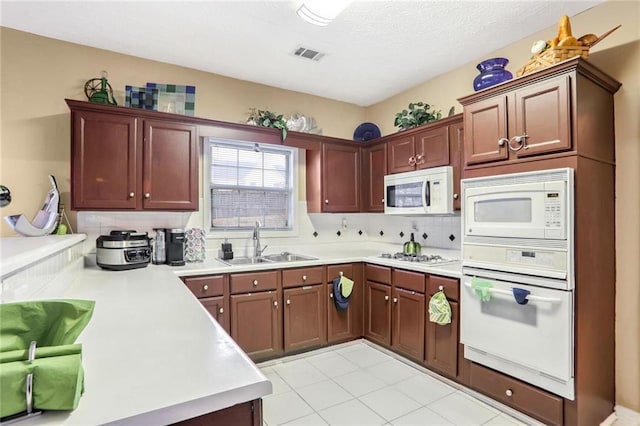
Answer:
[77, 206, 461, 255]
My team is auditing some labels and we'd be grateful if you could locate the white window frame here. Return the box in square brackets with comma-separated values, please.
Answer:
[203, 138, 299, 237]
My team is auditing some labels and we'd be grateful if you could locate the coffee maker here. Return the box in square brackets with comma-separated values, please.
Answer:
[165, 228, 186, 266]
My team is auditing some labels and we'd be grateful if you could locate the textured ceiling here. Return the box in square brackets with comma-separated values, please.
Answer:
[1, 0, 603, 106]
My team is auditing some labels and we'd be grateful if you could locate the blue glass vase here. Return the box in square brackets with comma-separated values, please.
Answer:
[473, 58, 513, 91]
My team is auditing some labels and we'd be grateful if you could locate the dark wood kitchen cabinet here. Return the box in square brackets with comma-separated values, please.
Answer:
[182, 275, 229, 333]
[326, 263, 364, 343]
[67, 99, 198, 211]
[282, 266, 326, 352]
[391, 269, 425, 361]
[361, 142, 387, 212]
[387, 126, 449, 174]
[459, 58, 619, 170]
[174, 399, 262, 426]
[364, 264, 392, 346]
[425, 275, 460, 379]
[229, 271, 282, 361]
[306, 141, 360, 213]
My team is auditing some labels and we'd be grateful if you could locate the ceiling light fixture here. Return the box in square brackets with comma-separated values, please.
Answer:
[296, 0, 352, 26]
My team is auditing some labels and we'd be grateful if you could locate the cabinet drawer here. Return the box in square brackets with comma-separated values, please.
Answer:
[327, 264, 354, 282]
[469, 363, 563, 426]
[230, 271, 279, 294]
[282, 266, 324, 288]
[183, 275, 224, 298]
[392, 269, 425, 293]
[428, 275, 459, 302]
[365, 264, 391, 285]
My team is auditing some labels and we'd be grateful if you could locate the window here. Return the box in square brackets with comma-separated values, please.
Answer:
[206, 139, 294, 231]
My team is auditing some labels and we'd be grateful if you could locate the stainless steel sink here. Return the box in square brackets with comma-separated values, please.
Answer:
[262, 252, 318, 262]
[218, 252, 318, 266]
[218, 256, 275, 266]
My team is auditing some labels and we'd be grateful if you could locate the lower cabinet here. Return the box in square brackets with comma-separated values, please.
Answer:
[365, 281, 392, 346]
[172, 399, 262, 426]
[326, 263, 363, 343]
[283, 285, 326, 351]
[392, 269, 426, 361]
[425, 275, 460, 379]
[230, 271, 282, 361]
[182, 275, 229, 333]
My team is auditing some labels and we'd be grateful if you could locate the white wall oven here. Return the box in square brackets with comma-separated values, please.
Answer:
[460, 168, 575, 400]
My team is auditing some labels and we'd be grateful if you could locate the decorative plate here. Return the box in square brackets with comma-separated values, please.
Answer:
[353, 122, 381, 142]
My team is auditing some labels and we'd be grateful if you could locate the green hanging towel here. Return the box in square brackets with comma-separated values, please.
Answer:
[339, 276, 354, 298]
[428, 291, 452, 325]
[471, 277, 493, 302]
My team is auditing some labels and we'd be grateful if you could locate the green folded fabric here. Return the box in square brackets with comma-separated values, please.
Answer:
[339, 276, 354, 298]
[0, 345, 85, 418]
[471, 277, 493, 302]
[0, 299, 95, 352]
[428, 291, 452, 325]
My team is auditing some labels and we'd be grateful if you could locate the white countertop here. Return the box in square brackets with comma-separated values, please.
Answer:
[8, 260, 271, 425]
[0, 234, 86, 280]
[3, 240, 461, 425]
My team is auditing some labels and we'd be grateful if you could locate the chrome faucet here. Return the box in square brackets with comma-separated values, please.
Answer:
[253, 221, 267, 258]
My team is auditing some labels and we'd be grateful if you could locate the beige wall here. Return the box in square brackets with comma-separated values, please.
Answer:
[368, 0, 640, 412]
[0, 27, 365, 237]
[1, 0, 638, 413]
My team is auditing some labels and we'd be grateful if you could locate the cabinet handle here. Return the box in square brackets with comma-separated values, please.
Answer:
[273, 301, 278, 308]
[144, 193, 151, 199]
[505, 389, 513, 397]
[219, 307, 224, 314]
[324, 199, 329, 204]
[508, 134, 529, 151]
[416, 153, 425, 165]
[497, 138, 509, 148]
[329, 293, 333, 299]
[253, 279, 258, 286]
[381, 198, 385, 203]
[453, 193, 459, 200]
[393, 297, 398, 303]
[408, 156, 417, 166]
[203, 284, 209, 291]
[384, 295, 389, 301]
[286, 299, 291, 305]
[302, 275, 307, 281]
[128, 192, 135, 198]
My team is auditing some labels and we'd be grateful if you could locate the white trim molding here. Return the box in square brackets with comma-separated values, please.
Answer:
[602, 405, 640, 426]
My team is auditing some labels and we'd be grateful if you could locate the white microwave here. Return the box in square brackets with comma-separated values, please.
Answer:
[384, 166, 454, 215]
[461, 168, 574, 283]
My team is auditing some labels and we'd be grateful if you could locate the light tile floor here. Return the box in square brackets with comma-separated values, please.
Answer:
[258, 340, 544, 426]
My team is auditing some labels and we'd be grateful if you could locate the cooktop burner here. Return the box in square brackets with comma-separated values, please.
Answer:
[380, 252, 458, 264]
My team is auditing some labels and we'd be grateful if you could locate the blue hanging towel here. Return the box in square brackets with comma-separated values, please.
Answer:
[332, 276, 352, 310]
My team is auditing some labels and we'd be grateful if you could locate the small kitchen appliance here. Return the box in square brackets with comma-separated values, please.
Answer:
[96, 230, 151, 271]
[165, 228, 186, 266]
[152, 228, 166, 264]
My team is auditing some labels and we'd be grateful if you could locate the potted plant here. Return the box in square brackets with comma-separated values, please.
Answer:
[247, 108, 288, 140]
[394, 102, 442, 130]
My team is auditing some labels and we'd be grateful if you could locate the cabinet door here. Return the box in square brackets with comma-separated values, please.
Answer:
[143, 120, 198, 210]
[362, 143, 387, 212]
[387, 136, 416, 174]
[321, 143, 360, 212]
[448, 119, 464, 210]
[392, 288, 425, 361]
[463, 95, 509, 166]
[201, 296, 229, 334]
[364, 281, 391, 346]
[514, 75, 571, 158]
[71, 110, 140, 209]
[426, 300, 459, 378]
[283, 285, 326, 351]
[415, 126, 449, 170]
[230, 291, 282, 360]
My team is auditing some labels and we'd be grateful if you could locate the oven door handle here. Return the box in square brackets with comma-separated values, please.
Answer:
[463, 281, 563, 304]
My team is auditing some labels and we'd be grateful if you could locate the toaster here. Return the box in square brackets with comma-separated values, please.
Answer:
[96, 230, 151, 271]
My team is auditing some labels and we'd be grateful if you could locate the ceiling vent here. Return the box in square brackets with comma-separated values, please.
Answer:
[293, 46, 324, 61]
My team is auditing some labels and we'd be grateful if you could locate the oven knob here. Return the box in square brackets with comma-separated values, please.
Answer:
[505, 389, 513, 397]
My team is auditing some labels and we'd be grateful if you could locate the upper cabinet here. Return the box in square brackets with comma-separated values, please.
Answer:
[361, 142, 387, 212]
[459, 57, 621, 170]
[387, 126, 449, 174]
[67, 100, 198, 211]
[306, 140, 361, 213]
